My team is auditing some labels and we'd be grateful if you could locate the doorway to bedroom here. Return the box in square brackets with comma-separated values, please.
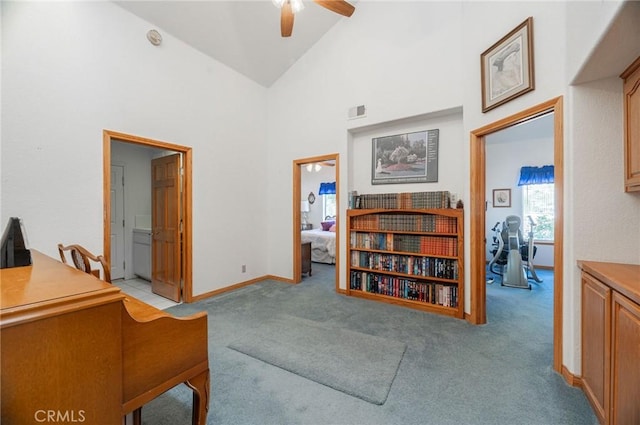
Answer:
[293, 154, 340, 291]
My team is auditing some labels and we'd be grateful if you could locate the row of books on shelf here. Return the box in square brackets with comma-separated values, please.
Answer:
[350, 214, 457, 233]
[349, 271, 459, 308]
[352, 191, 451, 210]
[350, 232, 458, 256]
[350, 252, 459, 280]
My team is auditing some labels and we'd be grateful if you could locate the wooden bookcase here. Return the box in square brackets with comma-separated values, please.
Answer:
[347, 208, 464, 319]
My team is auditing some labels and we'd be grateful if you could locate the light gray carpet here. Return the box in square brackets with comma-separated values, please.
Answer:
[228, 314, 406, 405]
[140, 264, 597, 425]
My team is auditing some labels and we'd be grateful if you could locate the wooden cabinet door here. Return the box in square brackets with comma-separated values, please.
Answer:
[610, 292, 640, 425]
[581, 272, 611, 424]
[622, 56, 640, 192]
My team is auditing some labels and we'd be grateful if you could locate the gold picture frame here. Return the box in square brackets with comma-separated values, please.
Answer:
[481, 17, 534, 113]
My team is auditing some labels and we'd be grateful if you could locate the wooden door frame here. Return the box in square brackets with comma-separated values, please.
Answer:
[293, 154, 340, 290]
[103, 130, 194, 302]
[469, 97, 564, 373]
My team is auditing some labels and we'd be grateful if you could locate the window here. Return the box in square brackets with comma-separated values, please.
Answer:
[319, 181, 336, 219]
[323, 194, 336, 219]
[522, 183, 554, 241]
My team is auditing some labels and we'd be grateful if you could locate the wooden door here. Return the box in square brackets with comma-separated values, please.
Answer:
[151, 154, 181, 302]
[110, 165, 125, 280]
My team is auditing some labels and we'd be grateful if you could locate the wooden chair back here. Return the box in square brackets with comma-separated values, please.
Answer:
[57, 244, 111, 283]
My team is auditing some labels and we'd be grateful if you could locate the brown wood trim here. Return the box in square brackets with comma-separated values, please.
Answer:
[264, 275, 296, 284]
[183, 149, 193, 302]
[293, 154, 340, 291]
[620, 55, 640, 79]
[102, 133, 111, 286]
[293, 162, 302, 283]
[469, 97, 564, 375]
[469, 126, 486, 325]
[552, 99, 564, 374]
[189, 276, 274, 302]
[561, 365, 584, 389]
[102, 130, 194, 302]
[191, 272, 346, 303]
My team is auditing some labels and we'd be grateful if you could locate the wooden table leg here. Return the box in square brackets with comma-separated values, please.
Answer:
[185, 369, 210, 425]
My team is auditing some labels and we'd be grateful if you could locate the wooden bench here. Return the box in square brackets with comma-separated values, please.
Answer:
[120, 294, 210, 425]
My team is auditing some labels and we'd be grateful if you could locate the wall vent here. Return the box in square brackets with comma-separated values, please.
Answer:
[348, 105, 366, 120]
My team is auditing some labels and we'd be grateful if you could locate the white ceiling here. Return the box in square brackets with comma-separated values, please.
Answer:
[115, 0, 639, 88]
[114, 0, 349, 87]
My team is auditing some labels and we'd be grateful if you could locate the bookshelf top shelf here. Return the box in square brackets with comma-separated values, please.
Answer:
[347, 208, 463, 218]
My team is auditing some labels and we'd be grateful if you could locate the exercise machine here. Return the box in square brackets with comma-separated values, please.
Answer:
[487, 215, 543, 289]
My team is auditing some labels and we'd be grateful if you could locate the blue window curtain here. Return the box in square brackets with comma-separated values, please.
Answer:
[318, 182, 336, 195]
[518, 165, 554, 186]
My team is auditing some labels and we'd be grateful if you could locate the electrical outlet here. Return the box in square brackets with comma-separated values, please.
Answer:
[241, 265, 246, 273]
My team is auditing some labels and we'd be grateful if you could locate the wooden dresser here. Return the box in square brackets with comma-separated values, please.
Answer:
[578, 261, 640, 425]
[1, 251, 209, 424]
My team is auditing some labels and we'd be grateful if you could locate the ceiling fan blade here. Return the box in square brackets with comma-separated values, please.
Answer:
[313, 0, 355, 17]
[281, 2, 294, 37]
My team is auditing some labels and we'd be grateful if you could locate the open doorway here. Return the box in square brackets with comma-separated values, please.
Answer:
[103, 130, 194, 303]
[469, 97, 564, 373]
[293, 154, 340, 291]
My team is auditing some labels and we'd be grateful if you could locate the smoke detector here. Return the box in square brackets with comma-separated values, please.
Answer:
[146, 29, 162, 46]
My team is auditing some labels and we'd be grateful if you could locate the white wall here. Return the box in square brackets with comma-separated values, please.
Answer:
[350, 110, 464, 200]
[267, 1, 465, 283]
[565, 76, 640, 372]
[565, 0, 627, 84]
[1, 1, 269, 295]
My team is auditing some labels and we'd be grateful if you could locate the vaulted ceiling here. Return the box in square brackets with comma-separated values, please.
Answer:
[114, 1, 349, 87]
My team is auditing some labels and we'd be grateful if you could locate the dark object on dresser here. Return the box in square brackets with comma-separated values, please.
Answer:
[301, 242, 312, 277]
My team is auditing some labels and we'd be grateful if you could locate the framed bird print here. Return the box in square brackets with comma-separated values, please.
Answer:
[481, 17, 534, 113]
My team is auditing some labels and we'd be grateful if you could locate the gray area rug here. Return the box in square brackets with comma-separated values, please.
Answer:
[228, 314, 406, 405]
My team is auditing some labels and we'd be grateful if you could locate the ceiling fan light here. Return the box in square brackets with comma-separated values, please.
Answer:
[315, 164, 322, 172]
[290, 0, 305, 14]
[272, 0, 286, 8]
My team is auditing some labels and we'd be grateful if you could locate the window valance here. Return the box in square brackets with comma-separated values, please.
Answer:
[318, 182, 336, 195]
[518, 165, 554, 186]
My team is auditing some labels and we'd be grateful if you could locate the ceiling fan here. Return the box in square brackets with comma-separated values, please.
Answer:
[273, 0, 355, 38]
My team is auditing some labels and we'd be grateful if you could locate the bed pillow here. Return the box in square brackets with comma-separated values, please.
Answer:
[329, 224, 336, 232]
[321, 221, 335, 231]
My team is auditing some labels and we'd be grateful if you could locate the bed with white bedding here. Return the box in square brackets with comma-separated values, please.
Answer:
[301, 229, 336, 264]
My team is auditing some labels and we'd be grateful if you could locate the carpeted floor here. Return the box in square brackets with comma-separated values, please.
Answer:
[141, 263, 597, 425]
[228, 313, 406, 405]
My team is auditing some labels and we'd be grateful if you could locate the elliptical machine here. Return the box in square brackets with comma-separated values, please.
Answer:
[487, 215, 543, 289]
